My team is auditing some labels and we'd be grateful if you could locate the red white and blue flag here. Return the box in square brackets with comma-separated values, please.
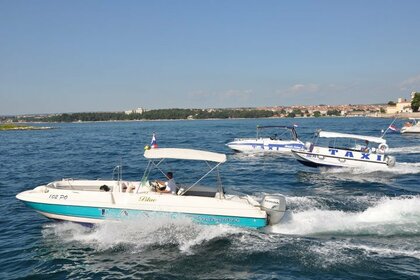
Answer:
[388, 124, 399, 132]
[150, 133, 158, 148]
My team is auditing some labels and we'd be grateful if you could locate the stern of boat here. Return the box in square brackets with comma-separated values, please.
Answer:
[261, 195, 286, 225]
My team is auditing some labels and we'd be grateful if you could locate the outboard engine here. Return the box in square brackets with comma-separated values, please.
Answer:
[261, 195, 286, 225]
[386, 156, 396, 167]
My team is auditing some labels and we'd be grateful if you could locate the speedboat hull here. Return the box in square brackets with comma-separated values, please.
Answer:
[292, 147, 395, 169]
[20, 200, 267, 228]
[227, 138, 304, 153]
[401, 119, 420, 134]
[16, 179, 284, 229]
[400, 126, 420, 134]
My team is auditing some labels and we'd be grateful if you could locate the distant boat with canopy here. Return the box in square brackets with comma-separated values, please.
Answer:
[226, 125, 304, 153]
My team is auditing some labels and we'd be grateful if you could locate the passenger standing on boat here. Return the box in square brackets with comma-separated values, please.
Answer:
[157, 172, 177, 194]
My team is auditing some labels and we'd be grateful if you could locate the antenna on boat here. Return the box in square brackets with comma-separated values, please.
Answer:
[381, 117, 398, 138]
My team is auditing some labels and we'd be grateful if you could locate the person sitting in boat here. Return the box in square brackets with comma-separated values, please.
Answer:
[361, 140, 370, 152]
[156, 172, 177, 194]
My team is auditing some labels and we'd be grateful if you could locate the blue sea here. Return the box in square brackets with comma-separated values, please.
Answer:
[1, 117, 419, 279]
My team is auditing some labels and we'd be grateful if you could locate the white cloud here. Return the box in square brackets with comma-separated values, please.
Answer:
[288, 83, 320, 93]
[400, 74, 420, 91]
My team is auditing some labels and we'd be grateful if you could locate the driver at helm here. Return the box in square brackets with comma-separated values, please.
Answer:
[156, 172, 176, 194]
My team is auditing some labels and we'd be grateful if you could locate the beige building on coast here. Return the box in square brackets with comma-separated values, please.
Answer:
[386, 92, 416, 114]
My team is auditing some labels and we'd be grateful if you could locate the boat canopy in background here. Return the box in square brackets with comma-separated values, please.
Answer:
[318, 131, 386, 144]
[144, 148, 227, 163]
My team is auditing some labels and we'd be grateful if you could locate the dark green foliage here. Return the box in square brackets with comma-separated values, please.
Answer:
[313, 111, 321, 117]
[16, 109, 276, 122]
[327, 109, 341, 116]
[411, 93, 420, 112]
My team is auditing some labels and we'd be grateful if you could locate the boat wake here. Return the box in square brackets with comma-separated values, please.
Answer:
[389, 145, 420, 154]
[270, 195, 420, 237]
[42, 216, 244, 254]
[321, 162, 420, 175]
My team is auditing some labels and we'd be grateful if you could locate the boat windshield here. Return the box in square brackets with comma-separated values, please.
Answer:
[317, 131, 386, 144]
[410, 118, 419, 125]
[316, 137, 375, 152]
[256, 126, 298, 140]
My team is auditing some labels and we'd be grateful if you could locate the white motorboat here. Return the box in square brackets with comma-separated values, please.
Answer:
[291, 130, 396, 168]
[16, 148, 286, 229]
[400, 118, 420, 134]
[226, 125, 304, 153]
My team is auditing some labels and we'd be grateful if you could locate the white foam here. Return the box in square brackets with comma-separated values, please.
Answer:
[321, 162, 420, 175]
[343, 242, 420, 260]
[42, 216, 243, 254]
[270, 196, 420, 236]
[303, 239, 420, 269]
[389, 145, 420, 154]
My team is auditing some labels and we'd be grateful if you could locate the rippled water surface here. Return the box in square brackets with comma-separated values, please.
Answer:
[0, 118, 419, 279]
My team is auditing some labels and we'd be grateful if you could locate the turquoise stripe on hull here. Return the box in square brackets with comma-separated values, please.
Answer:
[24, 201, 267, 229]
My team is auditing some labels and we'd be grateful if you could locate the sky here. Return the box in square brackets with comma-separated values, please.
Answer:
[1, 0, 420, 115]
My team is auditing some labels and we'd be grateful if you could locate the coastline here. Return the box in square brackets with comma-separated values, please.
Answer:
[0, 124, 53, 131]
[2, 112, 419, 125]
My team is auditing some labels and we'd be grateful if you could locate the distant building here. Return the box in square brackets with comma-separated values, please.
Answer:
[386, 93, 414, 114]
[125, 107, 145, 115]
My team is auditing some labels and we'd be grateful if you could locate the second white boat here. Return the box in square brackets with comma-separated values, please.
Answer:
[226, 125, 304, 153]
[291, 130, 396, 169]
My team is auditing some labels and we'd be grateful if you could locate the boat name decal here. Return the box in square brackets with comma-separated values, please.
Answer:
[139, 196, 156, 202]
[267, 144, 303, 151]
[329, 149, 338, 155]
[49, 194, 68, 200]
[264, 199, 280, 204]
[361, 153, 370, 160]
[327, 149, 383, 161]
[196, 216, 240, 223]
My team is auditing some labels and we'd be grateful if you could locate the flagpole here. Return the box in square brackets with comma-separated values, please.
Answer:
[381, 117, 397, 138]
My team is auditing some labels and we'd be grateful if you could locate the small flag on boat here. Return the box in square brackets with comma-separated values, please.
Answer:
[150, 133, 158, 148]
[388, 124, 399, 132]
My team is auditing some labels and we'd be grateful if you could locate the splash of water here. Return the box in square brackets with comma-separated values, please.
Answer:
[389, 145, 420, 154]
[270, 196, 420, 236]
[42, 216, 244, 254]
[321, 162, 420, 175]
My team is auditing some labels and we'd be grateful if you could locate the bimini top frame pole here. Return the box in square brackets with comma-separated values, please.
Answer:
[143, 148, 227, 197]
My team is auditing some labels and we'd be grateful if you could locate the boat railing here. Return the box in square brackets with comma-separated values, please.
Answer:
[112, 165, 122, 182]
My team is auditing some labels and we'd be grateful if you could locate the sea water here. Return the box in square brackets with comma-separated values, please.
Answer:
[0, 117, 419, 279]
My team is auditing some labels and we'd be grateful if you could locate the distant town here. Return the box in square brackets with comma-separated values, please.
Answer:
[1, 92, 419, 124]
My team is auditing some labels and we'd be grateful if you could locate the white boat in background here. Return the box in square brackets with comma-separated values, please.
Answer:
[226, 125, 304, 153]
[291, 130, 396, 169]
[16, 148, 286, 229]
[401, 118, 420, 134]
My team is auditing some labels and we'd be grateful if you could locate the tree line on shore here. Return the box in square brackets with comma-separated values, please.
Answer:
[2, 108, 346, 123]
